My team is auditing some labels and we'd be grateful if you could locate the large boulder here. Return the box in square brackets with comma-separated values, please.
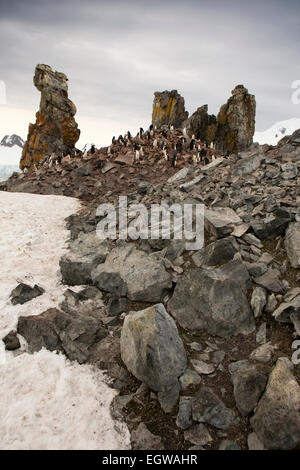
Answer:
[152, 90, 188, 129]
[285, 222, 300, 268]
[168, 260, 255, 337]
[120, 304, 187, 412]
[60, 232, 109, 285]
[92, 244, 172, 302]
[250, 358, 300, 450]
[20, 64, 80, 170]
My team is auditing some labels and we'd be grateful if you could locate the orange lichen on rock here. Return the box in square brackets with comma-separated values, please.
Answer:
[152, 90, 188, 129]
[20, 64, 80, 170]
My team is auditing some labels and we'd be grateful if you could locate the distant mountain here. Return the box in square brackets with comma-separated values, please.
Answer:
[0, 134, 24, 148]
[254, 118, 300, 146]
[0, 134, 24, 172]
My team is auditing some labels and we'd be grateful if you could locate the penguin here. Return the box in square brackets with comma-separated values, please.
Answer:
[135, 149, 140, 161]
[149, 124, 154, 136]
[90, 144, 96, 154]
[107, 146, 111, 156]
[139, 127, 144, 138]
[172, 153, 177, 167]
[190, 139, 196, 151]
[183, 127, 188, 138]
[139, 146, 144, 157]
[153, 139, 158, 148]
[196, 152, 201, 163]
[210, 141, 215, 149]
[112, 136, 116, 145]
[176, 141, 183, 153]
[192, 154, 198, 164]
[204, 156, 210, 165]
[212, 154, 216, 161]
[200, 148, 207, 158]
[162, 149, 168, 161]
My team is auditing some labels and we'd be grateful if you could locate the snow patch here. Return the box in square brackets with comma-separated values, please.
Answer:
[254, 118, 300, 146]
[0, 191, 130, 449]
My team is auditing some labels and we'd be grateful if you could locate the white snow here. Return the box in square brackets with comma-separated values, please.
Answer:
[254, 118, 300, 146]
[0, 191, 130, 450]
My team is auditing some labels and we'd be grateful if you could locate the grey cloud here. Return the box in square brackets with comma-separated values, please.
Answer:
[0, 0, 299, 144]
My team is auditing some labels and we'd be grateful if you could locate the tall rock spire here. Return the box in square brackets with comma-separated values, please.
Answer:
[152, 90, 188, 129]
[20, 64, 80, 170]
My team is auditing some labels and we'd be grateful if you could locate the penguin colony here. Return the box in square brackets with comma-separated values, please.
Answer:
[22, 124, 225, 174]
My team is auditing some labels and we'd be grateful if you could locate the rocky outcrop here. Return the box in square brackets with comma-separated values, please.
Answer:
[185, 85, 256, 152]
[152, 90, 188, 129]
[20, 64, 80, 170]
[188, 105, 217, 142]
[120, 304, 187, 412]
[216, 85, 256, 153]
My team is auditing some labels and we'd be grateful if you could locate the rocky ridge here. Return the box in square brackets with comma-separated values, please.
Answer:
[1, 103, 300, 451]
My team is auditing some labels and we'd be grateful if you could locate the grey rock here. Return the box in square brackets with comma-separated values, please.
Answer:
[10, 283, 45, 305]
[192, 237, 237, 267]
[232, 153, 263, 176]
[169, 260, 255, 338]
[184, 424, 212, 446]
[17, 307, 108, 364]
[242, 233, 263, 248]
[73, 162, 92, 177]
[251, 208, 291, 240]
[179, 369, 201, 390]
[176, 397, 193, 430]
[250, 287, 267, 317]
[250, 342, 276, 364]
[250, 358, 300, 449]
[107, 296, 128, 316]
[254, 268, 284, 294]
[131, 423, 164, 450]
[192, 386, 236, 430]
[92, 244, 172, 302]
[205, 207, 242, 239]
[281, 163, 297, 180]
[231, 365, 268, 416]
[285, 222, 300, 268]
[3, 331, 20, 350]
[219, 440, 241, 450]
[244, 262, 267, 277]
[120, 304, 187, 412]
[265, 293, 278, 313]
[191, 359, 215, 375]
[60, 232, 109, 285]
[256, 322, 267, 345]
[247, 432, 264, 450]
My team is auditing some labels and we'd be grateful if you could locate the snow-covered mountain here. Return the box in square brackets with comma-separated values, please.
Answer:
[0, 134, 23, 178]
[254, 118, 300, 146]
[0, 134, 24, 148]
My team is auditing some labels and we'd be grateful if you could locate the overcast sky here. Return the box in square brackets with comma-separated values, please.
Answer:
[0, 0, 299, 148]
